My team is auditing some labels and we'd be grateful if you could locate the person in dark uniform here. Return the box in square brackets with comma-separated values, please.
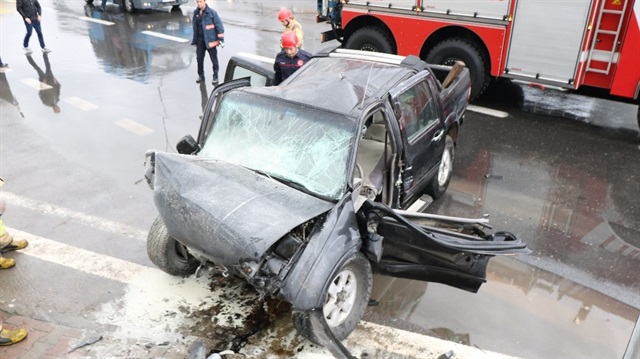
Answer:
[191, 0, 224, 85]
[273, 31, 311, 85]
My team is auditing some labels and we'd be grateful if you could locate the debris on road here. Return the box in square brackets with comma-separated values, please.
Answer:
[68, 333, 103, 353]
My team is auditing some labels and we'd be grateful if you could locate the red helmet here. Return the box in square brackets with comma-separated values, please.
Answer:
[278, 8, 292, 22]
[281, 31, 298, 48]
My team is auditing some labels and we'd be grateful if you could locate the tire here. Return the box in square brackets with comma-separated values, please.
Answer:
[122, 0, 135, 13]
[294, 252, 372, 345]
[147, 216, 199, 276]
[426, 38, 489, 101]
[85, 0, 94, 4]
[345, 26, 393, 54]
[425, 135, 454, 200]
[171, 5, 181, 11]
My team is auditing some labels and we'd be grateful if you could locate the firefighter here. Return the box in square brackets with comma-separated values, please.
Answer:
[277, 8, 303, 49]
[0, 177, 29, 269]
[192, 0, 225, 85]
[273, 31, 312, 86]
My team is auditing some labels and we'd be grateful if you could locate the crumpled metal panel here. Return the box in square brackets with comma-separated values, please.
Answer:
[247, 57, 411, 116]
[152, 152, 333, 266]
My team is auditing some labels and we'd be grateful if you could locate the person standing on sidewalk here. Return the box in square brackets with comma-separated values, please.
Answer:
[0, 178, 29, 270]
[17, 0, 51, 54]
[191, 0, 224, 85]
[277, 8, 303, 49]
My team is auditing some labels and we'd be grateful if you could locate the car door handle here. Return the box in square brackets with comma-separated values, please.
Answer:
[432, 129, 444, 142]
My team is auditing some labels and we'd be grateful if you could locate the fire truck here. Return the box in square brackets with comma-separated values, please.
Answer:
[317, 0, 640, 121]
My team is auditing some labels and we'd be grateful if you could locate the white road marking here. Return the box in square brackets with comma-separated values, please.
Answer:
[63, 96, 98, 111]
[407, 198, 427, 213]
[141, 31, 189, 43]
[1, 192, 147, 240]
[20, 78, 52, 90]
[14, 228, 152, 283]
[467, 104, 509, 118]
[115, 118, 154, 136]
[78, 16, 115, 26]
[0, 67, 13, 74]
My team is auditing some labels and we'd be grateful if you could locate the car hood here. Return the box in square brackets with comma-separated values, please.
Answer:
[152, 152, 334, 266]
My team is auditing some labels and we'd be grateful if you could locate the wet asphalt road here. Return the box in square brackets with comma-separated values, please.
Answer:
[0, 0, 639, 357]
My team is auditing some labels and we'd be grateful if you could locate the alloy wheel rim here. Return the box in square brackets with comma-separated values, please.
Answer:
[323, 269, 358, 327]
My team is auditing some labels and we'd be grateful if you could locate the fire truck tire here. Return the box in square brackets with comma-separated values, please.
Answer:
[345, 26, 394, 54]
[426, 38, 489, 101]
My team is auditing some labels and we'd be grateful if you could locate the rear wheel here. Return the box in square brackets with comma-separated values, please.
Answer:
[345, 26, 394, 54]
[426, 38, 489, 101]
[293, 253, 372, 345]
[147, 216, 199, 276]
[171, 5, 181, 11]
[426, 135, 454, 200]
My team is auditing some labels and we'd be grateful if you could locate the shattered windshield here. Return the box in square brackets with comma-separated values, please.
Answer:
[199, 92, 355, 200]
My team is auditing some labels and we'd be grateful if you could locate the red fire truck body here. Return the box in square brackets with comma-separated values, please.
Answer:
[321, 0, 640, 105]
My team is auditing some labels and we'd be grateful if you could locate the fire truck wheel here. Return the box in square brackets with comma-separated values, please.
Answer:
[345, 26, 394, 54]
[426, 38, 489, 101]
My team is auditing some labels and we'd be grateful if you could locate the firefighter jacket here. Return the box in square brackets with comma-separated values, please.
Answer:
[17, 0, 41, 21]
[273, 49, 312, 85]
[284, 18, 304, 48]
[191, 5, 225, 49]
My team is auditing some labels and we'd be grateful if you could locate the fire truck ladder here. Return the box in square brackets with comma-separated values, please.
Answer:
[586, 0, 629, 75]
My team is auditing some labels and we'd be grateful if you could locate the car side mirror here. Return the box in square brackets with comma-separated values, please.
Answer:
[176, 135, 200, 154]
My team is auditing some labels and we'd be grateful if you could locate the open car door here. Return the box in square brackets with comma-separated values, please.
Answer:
[360, 200, 530, 293]
[223, 52, 275, 86]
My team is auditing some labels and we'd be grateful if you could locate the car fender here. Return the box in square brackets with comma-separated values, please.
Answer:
[280, 194, 362, 311]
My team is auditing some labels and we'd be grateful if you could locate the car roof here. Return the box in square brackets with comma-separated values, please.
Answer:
[244, 51, 417, 118]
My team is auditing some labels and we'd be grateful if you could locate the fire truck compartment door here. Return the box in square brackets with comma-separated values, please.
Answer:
[347, 0, 510, 20]
[504, 0, 591, 87]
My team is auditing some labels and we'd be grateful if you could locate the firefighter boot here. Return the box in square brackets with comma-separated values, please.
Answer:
[0, 325, 28, 346]
[0, 256, 15, 269]
[0, 218, 28, 253]
[0, 233, 28, 253]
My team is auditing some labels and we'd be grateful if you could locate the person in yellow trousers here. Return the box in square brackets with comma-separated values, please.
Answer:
[0, 177, 29, 346]
[0, 177, 29, 268]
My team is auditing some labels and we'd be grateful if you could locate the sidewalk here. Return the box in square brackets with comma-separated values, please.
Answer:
[0, 311, 198, 359]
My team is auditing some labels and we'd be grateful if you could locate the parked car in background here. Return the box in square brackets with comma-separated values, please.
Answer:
[85, 0, 186, 14]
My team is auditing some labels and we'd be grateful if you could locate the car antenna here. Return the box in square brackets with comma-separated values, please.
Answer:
[360, 63, 374, 109]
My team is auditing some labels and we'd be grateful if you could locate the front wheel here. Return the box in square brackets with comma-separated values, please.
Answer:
[345, 26, 394, 54]
[147, 216, 199, 276]
[293, 252, 372, 345]
[425, 135, 454, 200]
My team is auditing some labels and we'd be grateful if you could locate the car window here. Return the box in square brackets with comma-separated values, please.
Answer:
[199, 92, 356, 200]
[396, 81, 437, 142]
[229, 65, 268, 87]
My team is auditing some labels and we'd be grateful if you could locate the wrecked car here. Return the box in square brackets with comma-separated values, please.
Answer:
[143, 48, 529, 346]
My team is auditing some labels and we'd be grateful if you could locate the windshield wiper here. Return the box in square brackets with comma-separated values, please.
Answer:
[269, 175, 310, 192]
